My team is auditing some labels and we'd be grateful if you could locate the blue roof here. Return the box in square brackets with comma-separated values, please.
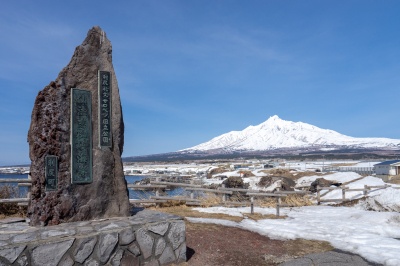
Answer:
[374, 160, 400, 166]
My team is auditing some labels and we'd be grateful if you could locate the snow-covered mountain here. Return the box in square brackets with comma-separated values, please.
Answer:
[182, 115, 400, 152]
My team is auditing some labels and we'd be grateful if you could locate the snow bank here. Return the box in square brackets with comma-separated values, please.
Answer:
[296, 172, 362, 188]
[242, 176, 262, 189]
[213, 171, 240, 178]
[189, 206, 400, 265]
[356, 187, 400, 212]
[189, 179, 400, 265]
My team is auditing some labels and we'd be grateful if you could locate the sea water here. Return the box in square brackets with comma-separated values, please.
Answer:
[126, 175, 188, 200]
[0, 174, 29, 197]
[0, 174, 186, 200]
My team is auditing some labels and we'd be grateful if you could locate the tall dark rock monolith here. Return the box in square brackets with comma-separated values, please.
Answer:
[27, 26, 130, 226]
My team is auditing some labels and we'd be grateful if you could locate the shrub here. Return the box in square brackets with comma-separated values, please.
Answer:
[222, 176, 248, 188]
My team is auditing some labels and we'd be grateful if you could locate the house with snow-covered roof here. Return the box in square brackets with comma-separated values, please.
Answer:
[374, 160, 400, 181]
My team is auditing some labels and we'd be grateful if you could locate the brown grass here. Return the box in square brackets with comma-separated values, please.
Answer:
[0, 185, 26, 219]
[195, 190, 313, 209]
[282, 194, 314, 207]
[158, 200, 187, 208]
[155, 204, 333, 266]
[243, 213, 287, 220]
[149, 205, 244, 222]
[330, 163, 357, 167]
[150, 193, 313, 222]
[238, 170, 255, 177]
[258, 169, 326, 180]
[200, 193, 223, 207]
[281, 239, 333, 258]
[255, 194, 313, 208]
[388, 175, 400, 184]
[207, 167, 228, 178]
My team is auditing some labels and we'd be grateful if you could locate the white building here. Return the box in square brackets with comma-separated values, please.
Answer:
[374, 160, 400, 181]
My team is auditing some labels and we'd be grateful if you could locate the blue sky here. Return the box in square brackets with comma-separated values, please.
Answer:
[1, 1, 400, 165]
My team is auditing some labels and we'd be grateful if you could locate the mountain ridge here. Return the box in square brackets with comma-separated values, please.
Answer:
[181, 115, 400, 152]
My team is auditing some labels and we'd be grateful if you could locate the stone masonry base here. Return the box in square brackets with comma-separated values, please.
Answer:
[0, 210, 186, 265]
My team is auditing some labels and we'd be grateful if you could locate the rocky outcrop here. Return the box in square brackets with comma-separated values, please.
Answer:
[222, 176, 248, 189]
[258, 176, 296, 191]
[27, 26, 130, 226]
[310, 178, 342, 193]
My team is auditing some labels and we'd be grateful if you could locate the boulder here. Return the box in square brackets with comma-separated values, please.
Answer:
[27, 26, 130, 226]
[258, 176, 295, 191]
[222, 176, 248, 189]
[310, 178, 342, 193]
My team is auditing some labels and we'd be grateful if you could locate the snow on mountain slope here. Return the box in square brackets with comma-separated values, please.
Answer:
[182, 115, 400, 152]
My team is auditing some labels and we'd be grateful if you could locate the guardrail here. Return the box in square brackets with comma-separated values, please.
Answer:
[316, 184, 398, 204]
[128, 179, 310, 217]
[0, 177, 32, 206]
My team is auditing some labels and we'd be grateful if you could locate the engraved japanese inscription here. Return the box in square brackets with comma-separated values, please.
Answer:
[98, 71, 112, 147]
[71, 88, 93, 183]
[45, 155, 58, 191]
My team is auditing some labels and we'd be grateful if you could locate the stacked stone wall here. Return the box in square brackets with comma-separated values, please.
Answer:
[0, 211, 185, 265]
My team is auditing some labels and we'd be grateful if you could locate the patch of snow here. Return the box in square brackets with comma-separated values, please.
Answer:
[356, 188, 400, 212]
[193, 206, 244, 217]
[252, 169, 268, 177]
[213, 171, 240, 178]
[188, 177, 400, 265]
[242, 176, 262, 189]
[189, 206, 400, 265]
[296, 172, 362, 188]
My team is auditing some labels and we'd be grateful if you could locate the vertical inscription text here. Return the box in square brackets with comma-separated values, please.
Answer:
[71, 88, 93, 183]
[98, 71, 112, 147]
[45, 155, 58, 191]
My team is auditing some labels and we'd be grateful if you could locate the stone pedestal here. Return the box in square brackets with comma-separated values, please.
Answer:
[0, 211, 186, 265]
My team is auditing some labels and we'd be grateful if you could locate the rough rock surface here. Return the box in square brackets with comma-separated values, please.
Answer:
[0, 211, 186, 265]
[310, 178, 342, 193]
[222, 176, 248, 188]
[258, 176, 296, 191]
[27, 26, 130, 226]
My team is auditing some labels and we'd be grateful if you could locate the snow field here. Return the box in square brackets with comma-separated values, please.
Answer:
[125, 161, 400, 264]
[188, 171, 400, 265]
[189, 205, 400, 265]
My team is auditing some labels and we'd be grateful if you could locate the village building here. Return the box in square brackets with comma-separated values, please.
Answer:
[374, 160, 400, 181]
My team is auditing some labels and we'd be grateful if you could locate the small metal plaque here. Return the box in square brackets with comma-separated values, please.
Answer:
[71, 88, 93, 184]
[98, 71, 112, 147]
[45, 155, 58, 191]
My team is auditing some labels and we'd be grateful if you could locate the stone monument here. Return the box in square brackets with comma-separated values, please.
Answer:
[27, 26, 130, 226]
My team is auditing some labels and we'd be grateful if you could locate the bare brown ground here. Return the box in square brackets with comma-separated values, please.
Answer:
[154, 206, 334, 266]
[183, 222, 333, 266]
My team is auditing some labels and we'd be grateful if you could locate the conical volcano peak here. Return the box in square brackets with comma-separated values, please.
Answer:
[182, 115, 400, 152]
[260, 115, 288, 129]
[264, 115, 282, 124]
[268, 115, 281, 121]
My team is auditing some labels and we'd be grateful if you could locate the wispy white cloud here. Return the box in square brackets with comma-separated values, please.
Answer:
[119, 86, 182, 115]
[0, 8, 78, 82]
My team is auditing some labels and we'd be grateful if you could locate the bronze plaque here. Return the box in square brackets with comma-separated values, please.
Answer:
[45, 155, 58, 191]
[71, 88, 93, 184]
[98, 71, 112, 147]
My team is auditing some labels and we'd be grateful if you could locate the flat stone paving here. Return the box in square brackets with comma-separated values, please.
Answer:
[280, 250, 383, 266]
